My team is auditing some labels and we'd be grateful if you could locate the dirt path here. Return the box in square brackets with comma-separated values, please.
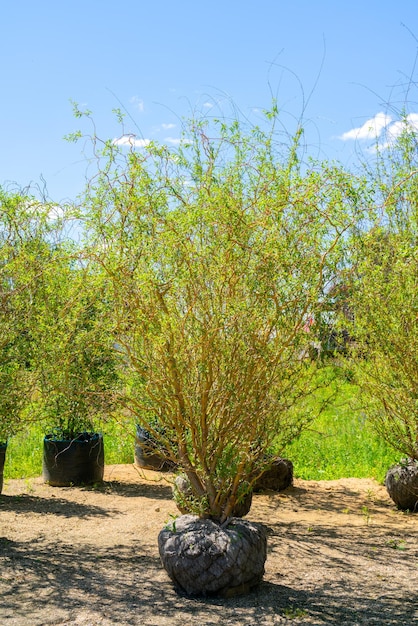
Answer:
[1, 465, 417, 625]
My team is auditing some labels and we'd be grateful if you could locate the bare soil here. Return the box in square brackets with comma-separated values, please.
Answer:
[1, 465, 417, 625]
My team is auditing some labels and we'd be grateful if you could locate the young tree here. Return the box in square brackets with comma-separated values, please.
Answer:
[350, 120, 418, 463]
[0, 188, 52, 445]
[80, 109, 358, 522]
[28, 238, 119, 440]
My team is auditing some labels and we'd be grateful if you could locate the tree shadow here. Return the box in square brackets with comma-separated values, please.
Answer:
[257, 481, 398, 518]
[0, 494, 116, 518]
[0, 532, 416, 625]
[265, 518, 418, 569]
[1, 473, 416, 625]
[84, 478, 174, 500]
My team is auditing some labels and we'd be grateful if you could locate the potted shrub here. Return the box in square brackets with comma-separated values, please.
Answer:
[252, 456, 294, 493]
[385, 459, 418, 511]
[78, 104, 357, 595]
[31, 242, 119, 487]
[350, 124, 418, 512]
[352, 231, 418, 511]
[134, 422, 177, 471]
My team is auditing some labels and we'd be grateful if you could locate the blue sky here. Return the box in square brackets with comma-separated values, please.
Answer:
[1, 1, 418, 202]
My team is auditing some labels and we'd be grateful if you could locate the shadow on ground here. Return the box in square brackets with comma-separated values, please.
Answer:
[1, 530, 416, 626]
[1, 471, 417, 625]
[86, 478, 174, 500]
[0, 494, 116, 518]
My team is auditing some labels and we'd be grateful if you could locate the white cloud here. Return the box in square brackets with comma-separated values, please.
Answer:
[165, 137, 181, 145]
[386, 113, 418, 141]
[23, 200, 71, 222]
[161, 123, 176, 130]
[113, 135, 150, 148]
[408, 112, 418, 128]
[47, 204, 68, 220]
[373, 113, 418, 150]
[203, 102, 213, 109]
[340, 112, 392, 141]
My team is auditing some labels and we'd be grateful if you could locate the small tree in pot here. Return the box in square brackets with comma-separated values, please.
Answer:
[78, 105, 358, 595]
[350, 123, 418, 511]
[31, 240, 119, 487]
[352, 229, 418, 511]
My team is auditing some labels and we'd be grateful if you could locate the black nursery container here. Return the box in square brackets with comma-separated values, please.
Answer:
[134, 425, 176, 471]
[43, 432, 104, 487]
[0, 442, 7, 494]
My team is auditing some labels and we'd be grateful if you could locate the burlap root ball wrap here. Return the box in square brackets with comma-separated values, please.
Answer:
[158, 514, 267, 597]
[385, 460, 418, 512]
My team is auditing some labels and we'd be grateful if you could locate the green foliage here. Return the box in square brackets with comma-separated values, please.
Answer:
[350, 126, 418, 460]
[79, 108, 360, 521]
[0, 188, 53, 442]
[0, 187, 123, 446]
[29, 244, 120, 439]
[3, 379, 398, 483]
[6, 97, 418, 503]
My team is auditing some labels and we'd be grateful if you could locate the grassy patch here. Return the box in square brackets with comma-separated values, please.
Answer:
[3, 372, 401, 483]
[3, 417, 135, 480]
[282, 376, 399, 483]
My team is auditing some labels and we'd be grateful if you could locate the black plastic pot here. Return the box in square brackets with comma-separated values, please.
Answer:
[43, 432, 104, 487]
[134, 425, 176, 472]
[0, 442, 7, 494]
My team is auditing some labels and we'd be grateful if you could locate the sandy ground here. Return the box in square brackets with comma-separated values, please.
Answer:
[0, 464, 417, 626]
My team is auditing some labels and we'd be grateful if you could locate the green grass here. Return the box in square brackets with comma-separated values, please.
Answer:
[3, 377, 401, 483]
[3, 417, 135, 480]
[282, 379, 400, 483]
